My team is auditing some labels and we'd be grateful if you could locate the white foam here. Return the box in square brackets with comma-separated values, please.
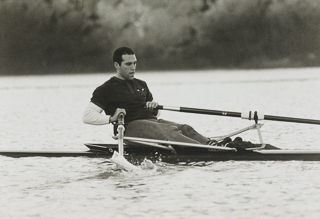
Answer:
[109, 151, 139, 172]
[109, 151, 157, 172]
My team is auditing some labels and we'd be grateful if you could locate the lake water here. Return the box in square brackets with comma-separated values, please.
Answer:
[1, 68, 320, 219]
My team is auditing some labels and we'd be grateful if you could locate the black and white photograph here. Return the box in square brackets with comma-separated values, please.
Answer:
[1, 0, 320, 218]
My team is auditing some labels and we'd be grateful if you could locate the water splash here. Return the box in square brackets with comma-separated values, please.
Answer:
[109, 151, 157, 172]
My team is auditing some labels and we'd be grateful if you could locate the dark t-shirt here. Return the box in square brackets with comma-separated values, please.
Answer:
[90, 77, 157, 123]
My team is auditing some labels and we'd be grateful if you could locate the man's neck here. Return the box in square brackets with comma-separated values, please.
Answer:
[115, 73, 135, 81]
[115, 74, 125, 80]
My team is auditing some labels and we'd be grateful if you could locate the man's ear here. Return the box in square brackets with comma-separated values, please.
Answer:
[114, 62, 120, 69]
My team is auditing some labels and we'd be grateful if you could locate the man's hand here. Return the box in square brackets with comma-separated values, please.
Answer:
[145, 101, 158, 110]
[109, 108, 126, 123]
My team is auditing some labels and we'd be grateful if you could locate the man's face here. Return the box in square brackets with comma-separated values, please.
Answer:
[116, 54, 137, 80]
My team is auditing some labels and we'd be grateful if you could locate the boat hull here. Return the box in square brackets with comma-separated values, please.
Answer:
[0, 150, 105, 158]
[1, 144, 320, 162]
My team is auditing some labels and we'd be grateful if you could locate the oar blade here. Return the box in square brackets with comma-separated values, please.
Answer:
[109, 151, 139, 172]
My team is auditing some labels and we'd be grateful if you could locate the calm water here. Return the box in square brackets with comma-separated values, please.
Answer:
[1, 68, 320, 219]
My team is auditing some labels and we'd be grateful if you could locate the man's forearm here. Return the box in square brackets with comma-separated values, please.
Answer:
[82, 102, 110, 125]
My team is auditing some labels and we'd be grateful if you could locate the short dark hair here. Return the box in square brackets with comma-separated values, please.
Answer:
[112, 47, 135, 65]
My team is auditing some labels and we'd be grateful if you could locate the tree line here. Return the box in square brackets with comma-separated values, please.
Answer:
[1, 0, 320, 75]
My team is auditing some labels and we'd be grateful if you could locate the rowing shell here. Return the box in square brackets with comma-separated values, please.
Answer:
[1, 143, 320, 162]
[1, 121, 319, 162]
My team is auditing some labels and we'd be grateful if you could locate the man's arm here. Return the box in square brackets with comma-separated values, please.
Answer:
[82, 102, 110, 125]
[83, 102, 127, 125]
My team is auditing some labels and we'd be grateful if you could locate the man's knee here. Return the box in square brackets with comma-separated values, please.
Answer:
[178, 124, 195, 132]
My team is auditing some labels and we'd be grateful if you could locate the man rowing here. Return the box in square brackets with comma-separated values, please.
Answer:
[82, 47, 217, 146]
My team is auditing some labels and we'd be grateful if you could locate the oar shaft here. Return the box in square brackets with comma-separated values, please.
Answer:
[264, 114, 320, 125]
[117, 113, 125, 156]
[157, 105, 320, 125]
[157, 106, 241, 117]
[122, 136, 236, 151]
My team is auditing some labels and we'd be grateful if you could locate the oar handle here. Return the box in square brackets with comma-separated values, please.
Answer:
[156, 105, 320, 125]
[117, 112, 125, 125]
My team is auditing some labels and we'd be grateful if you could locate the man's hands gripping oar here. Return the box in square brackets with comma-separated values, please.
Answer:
[156, 105, 320, 125]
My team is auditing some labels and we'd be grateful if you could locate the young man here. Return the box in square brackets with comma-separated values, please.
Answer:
[83, 47, 214, 145]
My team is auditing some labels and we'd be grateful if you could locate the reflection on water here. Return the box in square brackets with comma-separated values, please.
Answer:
[1, 68, 320, 219]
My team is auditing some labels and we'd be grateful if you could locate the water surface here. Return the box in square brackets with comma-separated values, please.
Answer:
[1, 68, 320, 219]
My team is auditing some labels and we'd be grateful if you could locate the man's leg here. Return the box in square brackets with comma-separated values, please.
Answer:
[157, 119, 209, 144]
[125, 119, 204, 144]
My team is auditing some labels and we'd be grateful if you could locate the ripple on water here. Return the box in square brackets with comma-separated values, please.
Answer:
[1, 69, 320, 218]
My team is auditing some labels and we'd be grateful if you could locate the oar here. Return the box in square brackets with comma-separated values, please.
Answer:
[114, 136, 236, 151]
[117, 112, 125, 156]
[156, 105, 320, 125]
[110, 113, 139, 171]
